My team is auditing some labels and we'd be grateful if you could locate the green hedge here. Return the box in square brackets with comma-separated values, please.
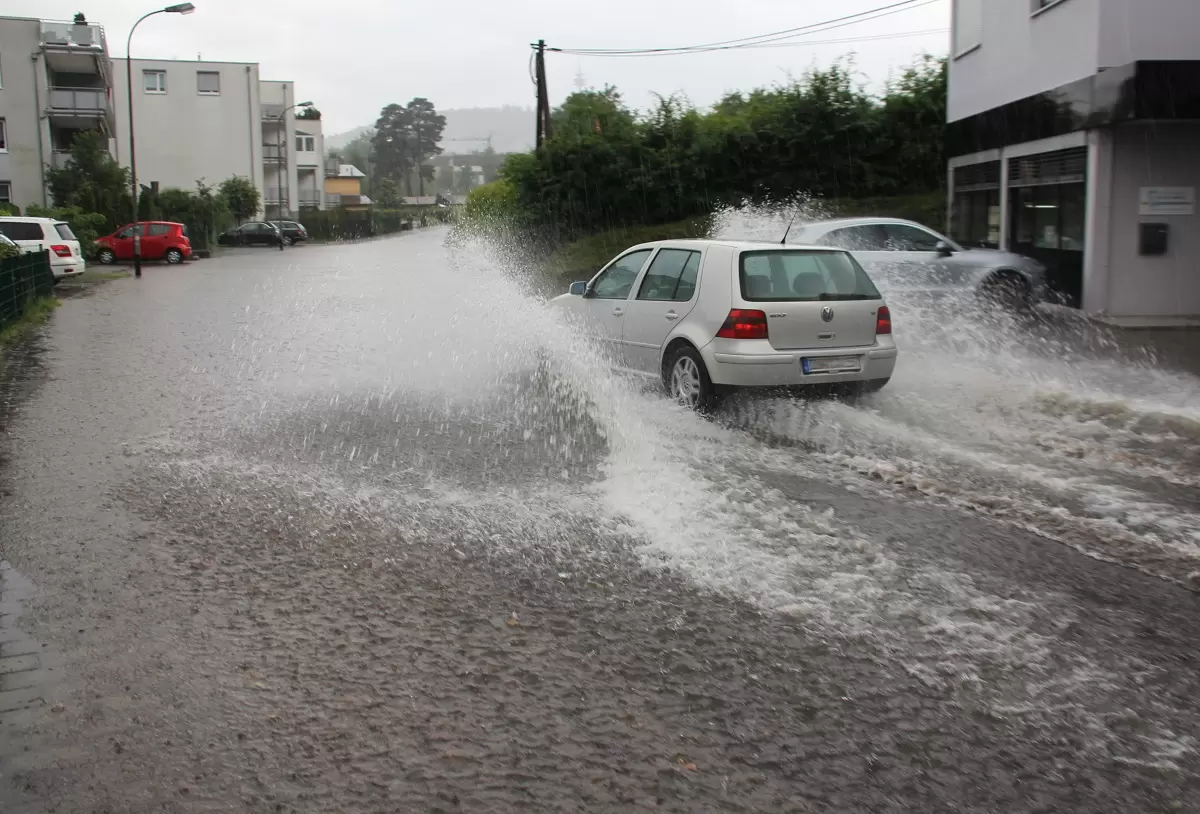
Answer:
[296, 206, 453, 242]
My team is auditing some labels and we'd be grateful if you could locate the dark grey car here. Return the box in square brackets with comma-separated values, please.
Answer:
[790, 217, 1048, 306]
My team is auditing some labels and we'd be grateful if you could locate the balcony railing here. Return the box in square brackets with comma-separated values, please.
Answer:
[51, 151, 72, 169]
[48, 87, 110, 114]
[298, 190, 321, 206]
[325, 194, 341, 207]
[263, 187, 285, 204]
[262, 144, 286, 161]
[261, 103, 286, 121]
[41, 21, 107, 51]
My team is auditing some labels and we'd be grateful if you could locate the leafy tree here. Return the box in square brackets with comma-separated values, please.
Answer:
[45, 130, 131, 230]
[493, 55, 949, 241]
[371, 99, 446, 195]
[217, 176, 260, 224]
[374, 178, 400, 207]
[296, 107, 321, 120]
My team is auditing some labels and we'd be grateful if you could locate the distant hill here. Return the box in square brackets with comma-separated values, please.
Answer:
[326, 106, 535, 156]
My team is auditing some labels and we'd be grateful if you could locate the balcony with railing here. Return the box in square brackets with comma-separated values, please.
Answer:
[298, 190, 322, 207]
[263, 187, 285, 205]
[47, 87, 114, 130]
[41, 21, 110, 78]
[262, 143, 286, 162]
[51, 151, 73, 170]
[261, 103, 286, 121]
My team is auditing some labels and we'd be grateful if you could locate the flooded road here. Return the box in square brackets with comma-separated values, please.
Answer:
[1, 228, 1199, 812]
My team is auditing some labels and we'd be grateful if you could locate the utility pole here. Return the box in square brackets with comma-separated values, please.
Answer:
[416, 120, 424, 198]
[534, 39, 552, 148]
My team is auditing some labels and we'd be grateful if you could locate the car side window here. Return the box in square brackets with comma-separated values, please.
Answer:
[820, 225, 887, 251]
[636, 249, 701, 302]
[147, 224, 171, 237]
[592, 249, 652, 299]
[117, 225, 145, 239]
[881, 224, 943, 252]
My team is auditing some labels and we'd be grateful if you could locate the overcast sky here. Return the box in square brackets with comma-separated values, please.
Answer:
[23, 0, 950, 135]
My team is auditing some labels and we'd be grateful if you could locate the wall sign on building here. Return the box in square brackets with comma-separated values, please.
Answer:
[1138, 187, 1195, 216]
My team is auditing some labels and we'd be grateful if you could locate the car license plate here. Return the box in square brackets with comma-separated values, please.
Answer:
[802, 355, 861, 374]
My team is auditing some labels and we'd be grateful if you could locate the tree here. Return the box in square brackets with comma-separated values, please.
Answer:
[372, 103, 413, 186]
[296, 107, 321, 120]
[45, 130, 130, 230]
[374, 178, 400, 207]
[371, 98, 446, 195]
[217, 176, 260, 224]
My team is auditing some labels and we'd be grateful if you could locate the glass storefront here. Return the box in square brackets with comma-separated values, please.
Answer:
[1007, 148, 1087, 307]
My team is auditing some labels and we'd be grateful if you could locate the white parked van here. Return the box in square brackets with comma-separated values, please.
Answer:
[0, 217, 86, 281]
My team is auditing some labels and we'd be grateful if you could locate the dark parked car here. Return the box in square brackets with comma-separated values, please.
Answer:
[268, 220, 308, 245]
[217, 221, 283, 247]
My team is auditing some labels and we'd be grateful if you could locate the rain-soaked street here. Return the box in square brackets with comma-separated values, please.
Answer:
[2, 226, 1199, 812]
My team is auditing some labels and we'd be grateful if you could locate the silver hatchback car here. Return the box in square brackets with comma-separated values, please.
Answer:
[550, 239, 897, 410]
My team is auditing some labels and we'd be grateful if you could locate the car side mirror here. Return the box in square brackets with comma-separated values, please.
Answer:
[568, 281, 588, 296]
[935, 240, 954, 257]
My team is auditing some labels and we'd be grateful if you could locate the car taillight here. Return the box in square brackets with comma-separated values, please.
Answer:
[50, 245, 72, 258]
[876, 305, 892, 335]
[716, 309, 768, 340]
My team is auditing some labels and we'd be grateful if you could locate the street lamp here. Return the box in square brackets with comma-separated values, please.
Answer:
[126, 2, 196, 278]
[275, 100, 312, 250]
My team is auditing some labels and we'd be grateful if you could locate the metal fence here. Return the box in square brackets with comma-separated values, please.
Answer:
[0, 251, 55, 333]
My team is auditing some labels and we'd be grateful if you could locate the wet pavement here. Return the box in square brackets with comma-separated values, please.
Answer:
[1, 227, 1199, 812]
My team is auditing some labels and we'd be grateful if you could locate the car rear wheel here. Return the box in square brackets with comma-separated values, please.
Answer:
[980, 272, 1030, 310]
[165, 248, 184, 264]
[664, 345, 721, 412]
[96, 248, 116, 265]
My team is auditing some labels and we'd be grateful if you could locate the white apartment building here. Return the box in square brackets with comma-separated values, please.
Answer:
[948, 0, 1200, 326]
[111, 58, 265, 204]
[0, 16, 115, 210]
[112, 62, 323, 216]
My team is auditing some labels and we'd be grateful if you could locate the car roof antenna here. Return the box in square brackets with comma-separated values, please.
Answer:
[780, 209, 799, 245]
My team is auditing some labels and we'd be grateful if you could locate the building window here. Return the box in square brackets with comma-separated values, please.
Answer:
[143, 70, 166, 93]
[0, 181, 11, 204]
[953, 0, 983, 57]
[295, 136, 315, 152]
[0, 118, 7, 152]
[197, 71, 220, 95]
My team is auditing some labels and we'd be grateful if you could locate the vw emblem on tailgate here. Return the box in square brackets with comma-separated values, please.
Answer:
[820, 306, 834, 322]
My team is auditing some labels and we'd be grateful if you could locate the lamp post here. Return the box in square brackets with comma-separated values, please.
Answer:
[276, 100, 313, 251]
[126, 2, 195, 279]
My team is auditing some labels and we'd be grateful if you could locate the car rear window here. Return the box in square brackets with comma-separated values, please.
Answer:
[0, 222, 46, 241]
[54, 223, 78, 240]
[740, 250, 880, 302]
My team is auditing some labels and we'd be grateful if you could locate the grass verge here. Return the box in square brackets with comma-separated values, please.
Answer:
[543, 217, 712, 284]
[0, 296, 60, 353]
[76, 270, 132, 282]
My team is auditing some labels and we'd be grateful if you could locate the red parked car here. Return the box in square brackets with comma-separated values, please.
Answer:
[95, 221, 192, 265]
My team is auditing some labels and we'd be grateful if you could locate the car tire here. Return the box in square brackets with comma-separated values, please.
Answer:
[97, 249, 116, 265]
[663, 345, 721, 413]
[165, 248, 184, 265]
[980, 272, 1030, 310]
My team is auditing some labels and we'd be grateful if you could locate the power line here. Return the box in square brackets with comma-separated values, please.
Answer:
[550, 0, 942, 56]
[555, 29, 947, 60]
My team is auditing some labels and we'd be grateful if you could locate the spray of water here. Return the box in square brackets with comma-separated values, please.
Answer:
[137, 219, 1200, 774]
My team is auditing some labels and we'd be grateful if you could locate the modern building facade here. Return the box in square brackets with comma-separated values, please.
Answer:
[111, 57, 265, 204]
[0, 16, 115, 210]
[947, 0, 1200, 325]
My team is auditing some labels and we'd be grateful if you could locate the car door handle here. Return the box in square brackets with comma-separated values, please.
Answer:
[612, 307, 624, 316]
[664, 311, 679, 321]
